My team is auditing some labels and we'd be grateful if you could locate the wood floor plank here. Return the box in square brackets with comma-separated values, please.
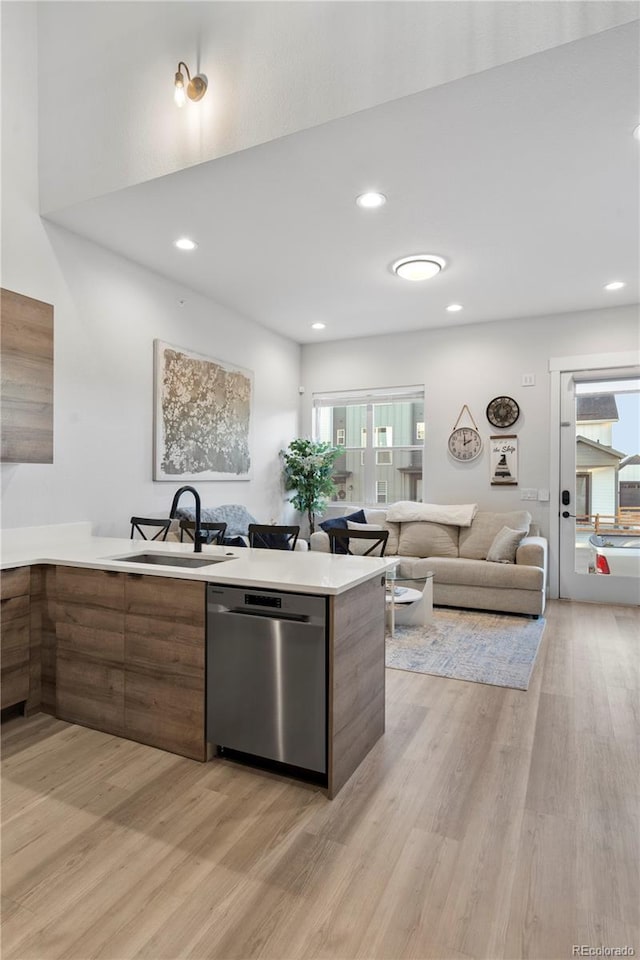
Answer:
[1, 598, 638, 960]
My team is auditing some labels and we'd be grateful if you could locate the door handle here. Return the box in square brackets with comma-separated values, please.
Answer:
[562, 511, 576, 519]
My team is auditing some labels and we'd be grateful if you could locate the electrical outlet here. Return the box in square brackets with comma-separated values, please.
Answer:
[522, 373, 535, 387]
[520, 488, 538, 500]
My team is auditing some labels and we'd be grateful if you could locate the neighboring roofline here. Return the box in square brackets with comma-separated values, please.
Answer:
[620, 453, 640, 468]
[576, 435, 626, 460]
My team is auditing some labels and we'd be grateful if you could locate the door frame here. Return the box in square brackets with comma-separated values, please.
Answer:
[549, 350, 640, 600]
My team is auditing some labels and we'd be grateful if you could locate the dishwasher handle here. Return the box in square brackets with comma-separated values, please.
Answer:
[208, 603, 312, 623]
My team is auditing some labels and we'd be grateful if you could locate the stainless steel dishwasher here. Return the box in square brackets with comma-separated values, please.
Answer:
[207, 585, 327, 774]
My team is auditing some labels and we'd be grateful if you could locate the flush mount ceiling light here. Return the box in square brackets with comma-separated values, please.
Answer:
[356, 192, 387, 209]
[311, 322, 326, 330]
[173, 237, 198, 251]
[392, 255, 446, 281]
[174, 61, 208, 107]
[604, 281, 625, 291]
[446, 303, 463, 312]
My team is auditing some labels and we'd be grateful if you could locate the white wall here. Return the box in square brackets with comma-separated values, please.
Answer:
[300, 304, 640, 538]
[36, 0, 638, 212]
[1, 3, 301, 536]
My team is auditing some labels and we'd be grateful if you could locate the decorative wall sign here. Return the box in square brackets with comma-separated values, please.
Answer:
[154, 340, 253, 481]
[489, 435, 518, 485]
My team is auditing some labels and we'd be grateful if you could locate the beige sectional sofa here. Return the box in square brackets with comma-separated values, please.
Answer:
[310, 504, 547, 617]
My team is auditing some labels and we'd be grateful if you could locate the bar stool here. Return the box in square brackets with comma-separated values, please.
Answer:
[327, 528, 389, 557]
[130, 517, 172, 541]
[179, 520, 227, 545]
[247, 524, 300, 550]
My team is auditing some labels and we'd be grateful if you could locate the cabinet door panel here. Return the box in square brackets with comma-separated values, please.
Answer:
[56, 651, 124, 736]
[57, 568, 124, 663]
[56, 567, 124, 609]
[124, 575, 205, 759]
[1, 596, 30, 708]
[124, 667, 205, 761]
[0, 567, 30, 600]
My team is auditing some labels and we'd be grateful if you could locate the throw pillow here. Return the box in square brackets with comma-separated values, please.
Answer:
[319, 509, 366, 532]
[320, 509, 367, 554]
[345, 521, 386, 557]
[486, 526, 525, 564]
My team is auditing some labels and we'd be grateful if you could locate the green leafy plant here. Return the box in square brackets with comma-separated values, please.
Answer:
[281, 438, 343, 534]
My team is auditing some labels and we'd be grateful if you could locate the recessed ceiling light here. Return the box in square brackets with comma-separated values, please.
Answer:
[311, 322, 326, 330]
[604, 281, 625, 291]
[356, 192, 387, 209]
[392, 255, 446, 281]
[173, 237, 198, 251]
[633, 124, 640, 141]
[446, 303, 463, 312]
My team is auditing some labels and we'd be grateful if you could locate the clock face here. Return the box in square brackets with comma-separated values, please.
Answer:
[486, 396, 520, 429]
[448, 427, 482, 462]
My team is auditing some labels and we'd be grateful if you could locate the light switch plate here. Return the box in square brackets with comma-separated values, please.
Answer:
[538, 488, 550, 501]
[522, 373, 536, 386]
[520, 488, 538, 500]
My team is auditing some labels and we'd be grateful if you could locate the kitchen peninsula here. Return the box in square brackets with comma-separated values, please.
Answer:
[0, 524, 393, 798]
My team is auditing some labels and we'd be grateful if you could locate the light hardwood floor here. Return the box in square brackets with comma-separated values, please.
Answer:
[2, 599, 638, 960]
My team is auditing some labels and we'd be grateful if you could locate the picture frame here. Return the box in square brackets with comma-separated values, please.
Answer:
[153, 339, 253, 481]
[489, 434, 518, 485]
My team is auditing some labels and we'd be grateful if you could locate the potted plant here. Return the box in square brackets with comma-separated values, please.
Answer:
[281, 438, 343, 534]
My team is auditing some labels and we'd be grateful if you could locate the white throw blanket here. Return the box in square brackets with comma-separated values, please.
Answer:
[386, 501, 478, 527]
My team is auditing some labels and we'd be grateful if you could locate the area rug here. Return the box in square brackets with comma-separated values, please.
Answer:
[385, 608, 546, 690]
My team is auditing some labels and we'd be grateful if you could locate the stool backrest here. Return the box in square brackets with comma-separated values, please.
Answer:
[328, 528, 389, 557]
[130, 517, 172, 541]
[179, 520, 227, 545]
[248, 524, 300, 550]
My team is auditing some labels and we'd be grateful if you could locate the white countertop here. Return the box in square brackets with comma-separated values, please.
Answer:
[0, 525, 396, 596]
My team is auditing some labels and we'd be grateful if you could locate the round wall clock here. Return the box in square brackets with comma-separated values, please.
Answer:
[486, 396, 520, 429]
[448, 427, 483, 462]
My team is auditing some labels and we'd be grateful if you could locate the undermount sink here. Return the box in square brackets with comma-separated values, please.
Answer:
[113, 553, 236, 568]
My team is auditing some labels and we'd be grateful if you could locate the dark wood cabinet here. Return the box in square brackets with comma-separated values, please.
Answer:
[55, 567, 206, 759]
[1, 567, 31, 710]
[56, 567, 125, 735]
[124, 574, 205, 760]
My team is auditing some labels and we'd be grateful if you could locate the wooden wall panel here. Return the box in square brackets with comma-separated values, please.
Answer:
[328, 574, 386, 798]
[0, 288, 54, 463]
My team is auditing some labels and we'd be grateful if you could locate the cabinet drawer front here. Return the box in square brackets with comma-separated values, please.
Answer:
[1, 615, 30, 708]
[125, 575, 205, 627]
[56, 567, 124, 609]
[0, 567, 30, 601]
[125, 667, 204, 760]
[56, 652, 124, 735]
[1, 593, 30, 624]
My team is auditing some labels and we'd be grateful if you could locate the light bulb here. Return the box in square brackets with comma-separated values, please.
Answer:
[174, 70, 186, 108]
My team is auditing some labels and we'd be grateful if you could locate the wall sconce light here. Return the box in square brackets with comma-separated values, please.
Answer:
[174, 61, 208, 107]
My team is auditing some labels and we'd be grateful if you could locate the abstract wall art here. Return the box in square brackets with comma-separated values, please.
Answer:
[153, 340, 253, 481]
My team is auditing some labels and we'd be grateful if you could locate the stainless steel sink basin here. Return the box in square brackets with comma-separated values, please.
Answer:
[113, 553, 236, 568]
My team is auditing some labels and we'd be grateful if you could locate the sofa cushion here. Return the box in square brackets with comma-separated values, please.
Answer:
[398, 521, 459, 559]
[459, 510, 531, 560]
[387, 501, 477, 526]
[486, 526, 526, 563]
[426, 555, 544, 590]
[364, 509, 400, 555]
